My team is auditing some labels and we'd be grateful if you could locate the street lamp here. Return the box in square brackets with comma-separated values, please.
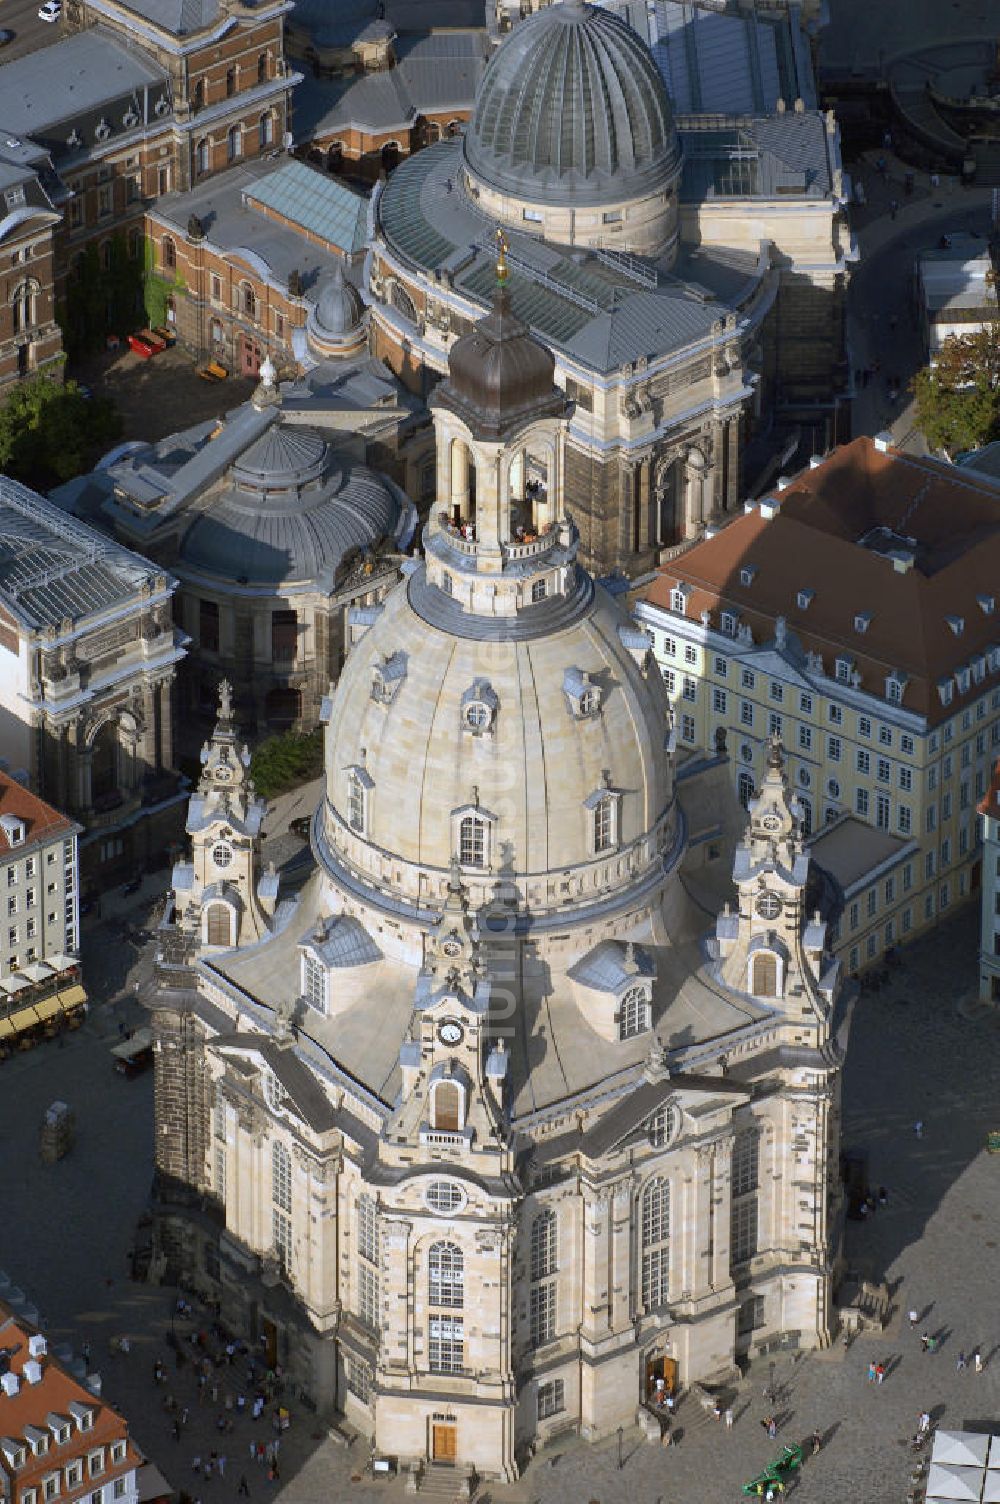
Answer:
[617, 1425, 624, 1470]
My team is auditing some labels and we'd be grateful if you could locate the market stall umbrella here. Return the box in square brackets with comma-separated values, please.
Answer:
[934, 1433, 991, 1469]
[983, 1474, 1000, 1503]
[988, 1436, 1000, 1470]
[926, 1462, 985, 1501]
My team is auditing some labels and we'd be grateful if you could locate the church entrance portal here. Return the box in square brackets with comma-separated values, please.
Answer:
[431, 1420, 457, 1464]
[644, 1353, 678, 1404]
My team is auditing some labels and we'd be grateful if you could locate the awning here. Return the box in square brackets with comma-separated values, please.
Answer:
[33, 996, 62, 1024]
[8, 1005, 39, 1034]
[0, 1016, 16, 1039]
[45, 953, 77, 974]
[926, 1462, 984, 1501]
[58, 985, 87, 1010]
[20, 961, 53, 984]
[4, 975, 29, 996]
[935, 1433, 991, 1469]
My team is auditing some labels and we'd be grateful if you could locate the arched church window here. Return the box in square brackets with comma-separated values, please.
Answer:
[431, 1080, 462, 1132]
[161, 236, 176, 271]
[428, 1241, 464, 1308]
[640, 1177, 670, 1308]
[529, 1210, 558, 1346]
[752, 952, 778, 998]
[619, 985, 650, 1040]
[530, 1211, 557, 1281]
[206, 903, 232, 947]
[459, 814, 486, 868]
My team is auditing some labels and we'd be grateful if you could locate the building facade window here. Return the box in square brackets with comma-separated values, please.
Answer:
[459, 813, 486, 867]
[529, 1210, 557, 1346]
[357, 1195, 379, 1330]
[640, 1177, 669, 1308]
[730, 1129, 759, 1268]
[302, 953, 326, 1013]
[428, 1241, 463, 1308]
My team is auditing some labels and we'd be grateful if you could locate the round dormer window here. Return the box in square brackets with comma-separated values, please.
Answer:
[755, 890, 783, 921]
[464, 701, 491, 731]
[212, 842, 233, 869]
[425, 1179, 464, 1214]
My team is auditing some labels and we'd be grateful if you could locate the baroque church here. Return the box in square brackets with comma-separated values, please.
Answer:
[148, 250, 847, 1483]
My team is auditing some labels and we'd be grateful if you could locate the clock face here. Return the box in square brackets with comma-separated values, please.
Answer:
[755, 891, 783, 921]
[214, 765, 232, 782]
[760, 813, 781, 832]
[440, 938, 462, 958]
[438, 1021, 464, 1046]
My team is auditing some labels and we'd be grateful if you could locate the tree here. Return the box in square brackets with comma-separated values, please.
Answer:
[911, 321, 1000, 456]
[249, 727, 324, 799]
[0, 376, 122, 490]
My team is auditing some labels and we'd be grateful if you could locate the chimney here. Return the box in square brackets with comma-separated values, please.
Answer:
[23, 1360, 42, 1385]
[873, 431, 893, 454]
[0, 1371, 18, 1397]
[28, 1334, 46, 1359]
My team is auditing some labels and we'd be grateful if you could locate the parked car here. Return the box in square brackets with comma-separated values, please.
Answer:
[127, 328, 166, 359]
[0, 29, 15, 46]
[289, 815, 312, 840]
[38, 2, 62, 21]
[122, 874, 143, 896]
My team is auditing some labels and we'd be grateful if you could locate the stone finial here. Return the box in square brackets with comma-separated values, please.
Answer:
[623, 941, 639, 976]
[218, 679, 233, 723]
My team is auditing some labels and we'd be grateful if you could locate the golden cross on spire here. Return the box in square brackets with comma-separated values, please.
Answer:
[495, 226, 509, 286]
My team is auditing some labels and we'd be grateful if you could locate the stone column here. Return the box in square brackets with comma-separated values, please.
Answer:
[609, 1179, 633, 1333]
[159, 677, 175, 772]
[711, 1138, 734, 1289]
[450, 440, 470, 521]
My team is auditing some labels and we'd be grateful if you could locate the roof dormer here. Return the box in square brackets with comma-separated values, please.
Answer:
[0, 814, 25, 846]
[853, 611, 871, 634]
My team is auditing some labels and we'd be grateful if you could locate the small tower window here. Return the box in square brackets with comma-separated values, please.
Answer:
[428, 1241, 464, 1308]
[531, 577, 547, 603]
[752, 951, 778, 997]
[432, 1079, 463, 1131]
[206, 903, 232, 947]
[649, 1104, 676, 1147]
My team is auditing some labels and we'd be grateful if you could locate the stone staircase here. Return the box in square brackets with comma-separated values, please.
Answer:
[416, 1466, 469, 1502]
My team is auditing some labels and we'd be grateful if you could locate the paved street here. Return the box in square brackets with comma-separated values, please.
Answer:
[0, 886, 995, 1504]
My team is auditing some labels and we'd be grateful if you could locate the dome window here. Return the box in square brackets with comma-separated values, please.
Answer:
[345, 765, 374, 835]
[460, 679, 498, 736]
[531, 578, 547, 603]
[585, 784, 621, 854]
[301, 952, 327, 1014]
[459, 814, 486, 868]
[618, 985, 650, 1040]
[371, 651, 407, 706]
[563, 668, 602, 721]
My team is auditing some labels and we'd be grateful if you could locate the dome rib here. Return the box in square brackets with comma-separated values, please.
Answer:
[465, 1, 680, 206]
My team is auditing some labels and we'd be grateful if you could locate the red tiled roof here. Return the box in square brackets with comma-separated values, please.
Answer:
[0, 775, 76, 855]
[642, 437, 1000, 724]
[0, 1306, 141, 1495]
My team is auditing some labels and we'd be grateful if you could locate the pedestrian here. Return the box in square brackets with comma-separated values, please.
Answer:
[192, 1458, 201, 1476]
[920, 1333, 930, 1353]
[218, 1458, 226, 1479]
[867, 1359, 876, 1383]
[876, 1362, 886, 1385]
[237, 1395, 246, 1416]
[724, 1407, 734, 1431]
[203, 1461, 214, 1481]
[181, 1408, 189, 1428]
[908, 1309, 918, 1329]
[811, 1430, 821, 1456]
[890, 198, 898, 221]
[767, 1416, 777, 1439]
[878, 1186, 888, 1207]
[915, 1120, 923, 1138]
[173, 1422, 181, 1443]
[918, 1411, 931, 1434]
[248, 1444, 255, 1463]
[975, 1350, 984, 1374]
[237, 1478, 249, 1498]
[82, 1341, 91, 1365]
[957, 1351, 967, 1372]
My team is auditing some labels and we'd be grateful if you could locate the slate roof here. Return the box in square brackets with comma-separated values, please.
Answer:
[110, 0, 220, 35]
[679, 112, 834, 200]
[643, 436, 1000, 726]
[376, 140, 752, 371]
[213, 1034, 339, 1132]
[0, 28, 168, 146]
[294, 33, 487, 138]
[0, 476, 164, 631]
[648, 0, 815, 115]
[243, 160, 368, 256]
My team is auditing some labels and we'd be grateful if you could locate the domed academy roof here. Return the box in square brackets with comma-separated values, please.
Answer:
[179, 436, 408, 589]
[310, 264, 365, 341]
[434, 278, 566, 438]
[464, 0, 681, 207]
[321, 568, 675, 898]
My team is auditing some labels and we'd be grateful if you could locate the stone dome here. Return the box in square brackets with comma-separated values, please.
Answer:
[319, 565, 676, 922]
[436, 285, 566, 439]
[312, 264, 365, 340]
[464, 0, 681, 207]
[179, 441, 408, 588]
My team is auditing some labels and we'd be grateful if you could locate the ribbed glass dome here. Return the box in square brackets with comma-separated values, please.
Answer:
[464, 0, 681, 206]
